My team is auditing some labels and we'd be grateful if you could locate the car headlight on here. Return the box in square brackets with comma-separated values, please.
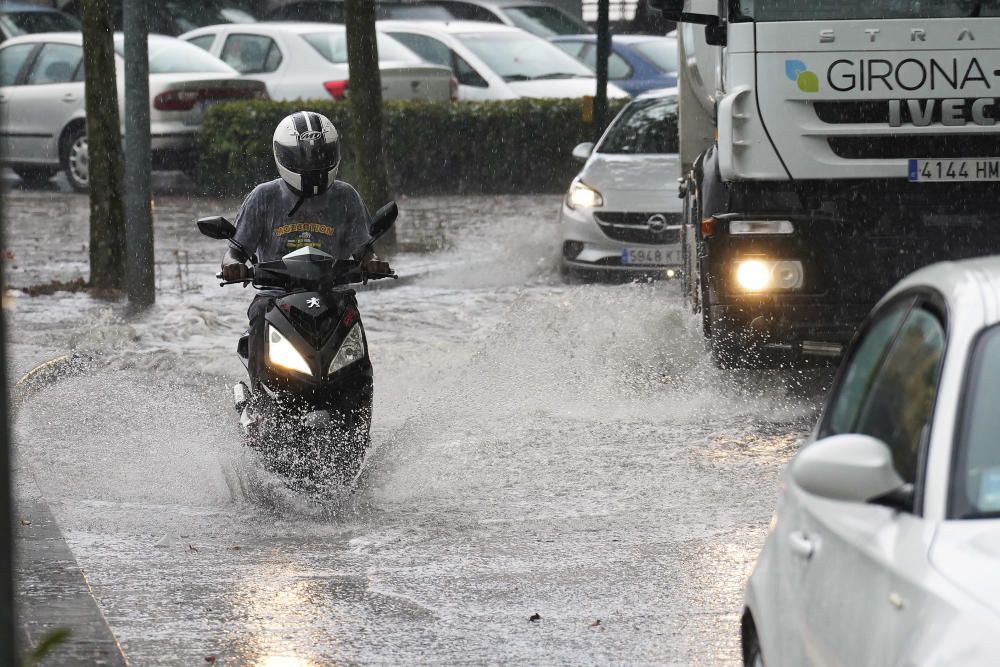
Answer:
[734, 258, 804, 292]
[566, 180, 604, 209]
[267, 325, 312, 376]
[328, 323, 365, 376]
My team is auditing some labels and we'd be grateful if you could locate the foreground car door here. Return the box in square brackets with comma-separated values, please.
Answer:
[792, 296, 947, 665]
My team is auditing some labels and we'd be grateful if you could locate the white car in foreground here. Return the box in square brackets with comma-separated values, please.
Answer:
[744, 255, 1000, 665]
[181, 22, 455, 102]
[377, 20, 628, 100]
[559, 89, 679, 276]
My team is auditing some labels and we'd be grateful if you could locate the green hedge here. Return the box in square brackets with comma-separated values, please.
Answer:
[194, 98, 628, 196]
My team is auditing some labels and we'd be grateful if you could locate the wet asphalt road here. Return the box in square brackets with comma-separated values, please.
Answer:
[5, 173, 831, 665]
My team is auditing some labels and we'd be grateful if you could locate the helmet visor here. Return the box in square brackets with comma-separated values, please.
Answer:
[273, 138, 340, 174]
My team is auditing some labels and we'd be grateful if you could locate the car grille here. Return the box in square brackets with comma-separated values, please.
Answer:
[827, 134, 1000, 159]
[593, 211, 682, 244]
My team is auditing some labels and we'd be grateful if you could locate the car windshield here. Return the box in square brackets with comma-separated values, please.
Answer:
[503, 5, 591, 36]
[456, 32, 593, 81]
[732, 0, 1000, 21]
[598, 96, 679, 154]
[303, 31, 420, 64]
[632, 38, 678, 73]
[163, 1, 256, 32]
[114, 36, 236, 74]
[953, 325, 1000, 518]
[0, 10, 80, 36]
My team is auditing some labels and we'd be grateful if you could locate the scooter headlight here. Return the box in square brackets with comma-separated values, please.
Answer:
[267, 325, 312, 376]
[328, 323, 365, 376]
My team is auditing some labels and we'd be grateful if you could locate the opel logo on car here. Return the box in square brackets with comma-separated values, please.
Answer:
[646, 214, 668, 233]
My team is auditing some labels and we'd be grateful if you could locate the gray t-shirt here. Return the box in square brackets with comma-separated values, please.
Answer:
[231, 179, 372, 264]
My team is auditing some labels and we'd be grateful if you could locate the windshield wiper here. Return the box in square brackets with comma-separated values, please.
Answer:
[532, 72, 585, 80]
[502, 74, 532, 81]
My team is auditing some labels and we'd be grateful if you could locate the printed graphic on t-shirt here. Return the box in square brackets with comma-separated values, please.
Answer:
[276, 220, 335, 251]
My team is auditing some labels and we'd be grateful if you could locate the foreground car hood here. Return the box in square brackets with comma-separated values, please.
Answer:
[930, 520, 1000, 616]
[580, 153, 680, 193]
[506, 78, 629, 99]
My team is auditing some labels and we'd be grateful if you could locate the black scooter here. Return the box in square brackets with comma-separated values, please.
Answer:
[197, 202, 398, 488]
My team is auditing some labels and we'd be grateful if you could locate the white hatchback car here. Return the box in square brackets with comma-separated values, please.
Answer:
[377, 20, 628, 100]
[744, 256, 1000, 665]
[0, 32, 267, 190]
[180, 22, 455, 102]
[559, 89, 680, 276]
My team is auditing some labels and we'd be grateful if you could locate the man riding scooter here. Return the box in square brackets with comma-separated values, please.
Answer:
[221, 111, 391, 388]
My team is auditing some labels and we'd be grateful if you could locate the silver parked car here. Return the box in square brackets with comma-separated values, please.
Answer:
[0, 32, 267, 190]
[180, 22, 456, 103]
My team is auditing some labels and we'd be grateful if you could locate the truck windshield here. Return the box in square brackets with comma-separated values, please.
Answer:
[732, 0, 1000, 21]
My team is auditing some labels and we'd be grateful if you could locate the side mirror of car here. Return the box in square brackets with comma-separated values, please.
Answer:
[370, 201, 399, 241]
[197, 216, 236, 240]
[791, 434, 907, 504]
[572, 142, 594, 163]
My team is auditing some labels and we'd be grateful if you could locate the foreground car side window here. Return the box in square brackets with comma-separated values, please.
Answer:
[26, 43, 81, 85]
[221, 34, 282, 74]
[853, 308, 946, 484]
[825, 301, 911, 436]
[953, 326, 1000, 518]
[0, 43, 35, 86]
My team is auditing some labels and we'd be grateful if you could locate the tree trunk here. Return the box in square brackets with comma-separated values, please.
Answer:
[81, 0, 126, 293]
[344, 0, 396, 249]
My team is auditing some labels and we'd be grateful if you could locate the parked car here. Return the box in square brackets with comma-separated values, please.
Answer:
[0, 2, 79, 44]
[551, 34, 677, 96]
[559, 89, 679, 276]
[58, 0, 257, 36]
[378, 21, 627, 100]
[181, 23, 455, 102]
[267, 0, 454, 22]
[0, 33, 267, 190]
[428, 0, 591, 37]
[743, 256, 1000, 665]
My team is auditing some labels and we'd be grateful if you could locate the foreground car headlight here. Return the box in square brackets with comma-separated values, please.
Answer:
[734, 258, 804, 292]
[566, 180, 604, 209]
[328, 323, 365, 376]
[267, 325, 312, 376]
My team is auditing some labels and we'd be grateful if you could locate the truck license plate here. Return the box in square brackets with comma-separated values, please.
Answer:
[908, 159, 1000, 182]
[621, 247, 677, 266]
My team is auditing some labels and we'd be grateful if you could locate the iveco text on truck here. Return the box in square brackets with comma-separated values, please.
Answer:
[651, 0, 1000, 365]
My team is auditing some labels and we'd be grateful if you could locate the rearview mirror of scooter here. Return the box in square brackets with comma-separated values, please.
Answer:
[197, 216, 237, 240]
[369, 202, 398, 242]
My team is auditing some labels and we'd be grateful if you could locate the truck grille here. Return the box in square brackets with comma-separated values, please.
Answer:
[813, 99, 998, 125]
[827, 134, 1000, 160]
[593, 212, 682, 244]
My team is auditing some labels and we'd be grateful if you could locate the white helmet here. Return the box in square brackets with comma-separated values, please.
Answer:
[272, 111, 340, 197]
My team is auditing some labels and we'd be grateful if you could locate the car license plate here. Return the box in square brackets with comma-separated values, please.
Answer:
[908, 158, 1000, 182]
[621, 247, 677, 266]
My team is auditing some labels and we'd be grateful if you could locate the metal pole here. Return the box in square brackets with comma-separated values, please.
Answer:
[0, 156, 17, 666]
[124, 0, 155, 310]
[594, 0, 610, 139]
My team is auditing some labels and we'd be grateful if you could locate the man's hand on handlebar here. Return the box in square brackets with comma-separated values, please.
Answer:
[222, 262, 249, 282]
[362, 256, 392, 275]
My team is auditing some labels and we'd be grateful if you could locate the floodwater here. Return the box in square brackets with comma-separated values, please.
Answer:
[6, 183, 829, 665]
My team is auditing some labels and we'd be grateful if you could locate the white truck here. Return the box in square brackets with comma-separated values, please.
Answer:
[651, 0, 1000, 365]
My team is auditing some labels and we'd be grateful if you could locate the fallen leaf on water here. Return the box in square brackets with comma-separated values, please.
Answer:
[188, 544, 199, 553]
[529, 613, 541, 622]
[590, 619, 602, 628]
[204, 656, 216, 664]
[19, 519, 30, 526]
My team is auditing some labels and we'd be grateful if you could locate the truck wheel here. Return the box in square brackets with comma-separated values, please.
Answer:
[13, 167, 57, 187]
[61, 126, 89, 192]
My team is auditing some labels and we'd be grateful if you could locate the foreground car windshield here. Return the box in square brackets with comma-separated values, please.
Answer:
[456, 32, 593, 81]
[0, 11, 80, 36]
[504, 5, 590, 36]
[732, 0, 1000, 20]
[164, 1, 255, 31]
[954, 324, 1000, 518]
[114, 36, 236, 73]
[303, 31, 420, 64]
[598, 97, 679, 154]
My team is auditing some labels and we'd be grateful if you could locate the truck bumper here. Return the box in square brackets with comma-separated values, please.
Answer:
[708, 300, 872, 355]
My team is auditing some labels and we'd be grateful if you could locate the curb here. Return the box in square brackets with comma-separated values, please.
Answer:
[14, 355, 128, 666]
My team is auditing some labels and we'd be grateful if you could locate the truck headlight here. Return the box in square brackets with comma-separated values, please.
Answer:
[735, 259, 804, 292]
[566, 180, 604, 209]
[267, 325, 312, 376]
[328, 323, 365, 376]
